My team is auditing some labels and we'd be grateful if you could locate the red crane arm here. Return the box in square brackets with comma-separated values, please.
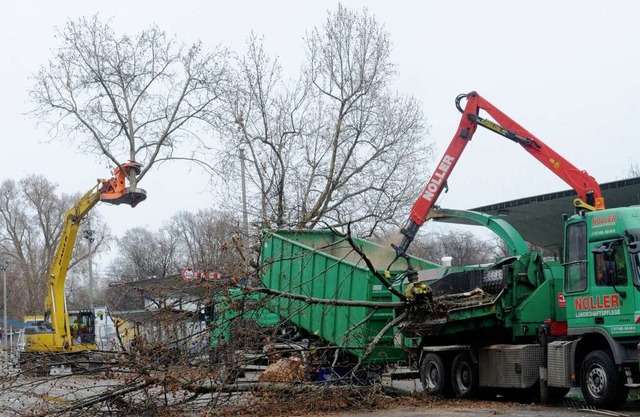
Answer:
[464, 92, 604, 211]
[393, 91, 604, 261]
[408, 93, 480, 227]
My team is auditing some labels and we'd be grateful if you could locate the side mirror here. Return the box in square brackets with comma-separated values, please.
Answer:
[603, 248, 615, 262]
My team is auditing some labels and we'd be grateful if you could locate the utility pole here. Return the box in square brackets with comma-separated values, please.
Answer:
[240, 149, 250, 282]
[83, 219, 95, 311]
[1, 260, 8, 350]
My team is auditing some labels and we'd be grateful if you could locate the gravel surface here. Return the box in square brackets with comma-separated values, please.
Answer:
[3, 367, 640, 417]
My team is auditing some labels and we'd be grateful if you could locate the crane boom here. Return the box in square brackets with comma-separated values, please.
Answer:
[45, 184, 102, 350]
[393, 91, 604, 260]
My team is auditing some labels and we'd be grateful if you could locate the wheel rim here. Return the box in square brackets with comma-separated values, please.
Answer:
[424, 361, 440, 389]
[454, 362, 472, 393]
[586, 364, 607, 399]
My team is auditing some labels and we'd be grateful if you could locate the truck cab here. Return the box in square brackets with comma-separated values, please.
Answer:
[563, 207, 640, 407]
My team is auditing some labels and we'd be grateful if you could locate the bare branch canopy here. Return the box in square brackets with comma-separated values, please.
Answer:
[29, 15, 231, 185]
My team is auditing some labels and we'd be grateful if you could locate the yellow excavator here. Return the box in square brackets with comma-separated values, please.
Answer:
[21, 161, 146, 375]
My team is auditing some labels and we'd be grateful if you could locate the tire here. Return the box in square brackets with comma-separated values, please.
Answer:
[451, 351, 478, 399]
[420, 353, 450, 396]
[580, 350, 628, 409]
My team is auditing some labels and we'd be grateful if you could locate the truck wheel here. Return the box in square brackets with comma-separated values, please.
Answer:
[580, 350, 628, 409]
[420, 353, 450, 396]
[451, 351, 478, 398]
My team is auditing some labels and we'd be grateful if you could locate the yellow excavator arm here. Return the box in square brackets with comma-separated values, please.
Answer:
[28, 161, 146, 353]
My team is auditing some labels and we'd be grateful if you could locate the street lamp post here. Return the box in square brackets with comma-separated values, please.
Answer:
[1, 260, 8, 350]
[83, 222, 95, 311]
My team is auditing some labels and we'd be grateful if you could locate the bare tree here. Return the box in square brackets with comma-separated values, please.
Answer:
[103, 227, 182, 310]
[169, 209, 245, 273]
[29, 15, 231, 186]
[5, 9, 437, 416]
[107, 209, 243, 284]
[627, 161, 640, 178]
[410, 229, 496, 266]
[299, 5, 430, 234]
[0, 175, 109, 318]
[108, 227, 181, 283]
[216, 5, 432, 235]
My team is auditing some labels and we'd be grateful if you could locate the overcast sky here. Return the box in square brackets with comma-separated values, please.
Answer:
[2, 1, 640, 267]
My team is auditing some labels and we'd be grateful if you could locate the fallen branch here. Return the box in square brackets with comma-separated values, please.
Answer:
[182, 381, 259, 394]
[339, 224, 408, 302]
[249, 287, 404, 308]
[38, 379, 155, 417]
[435, 288, 485, 301]
[183, 380, 340, 395]
[350, 310, 409, 375]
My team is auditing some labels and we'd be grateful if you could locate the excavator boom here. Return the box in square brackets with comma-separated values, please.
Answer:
[29, 161, 146, 353]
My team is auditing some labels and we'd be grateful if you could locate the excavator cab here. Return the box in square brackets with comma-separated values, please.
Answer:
[100, 161, 147, 207]
[69, 310, 96, 345]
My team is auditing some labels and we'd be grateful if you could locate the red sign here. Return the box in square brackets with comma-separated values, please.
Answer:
[558, 292, 566, 308]
[204, 272, 221, 281]
[182, 268, 196, 281]
[592, 215, 617, 226]
[182, 268, 221, 281]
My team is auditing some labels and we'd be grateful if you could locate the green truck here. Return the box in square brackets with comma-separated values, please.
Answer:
[391, 204, 640, 410]
[385, 92, 640, 409]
